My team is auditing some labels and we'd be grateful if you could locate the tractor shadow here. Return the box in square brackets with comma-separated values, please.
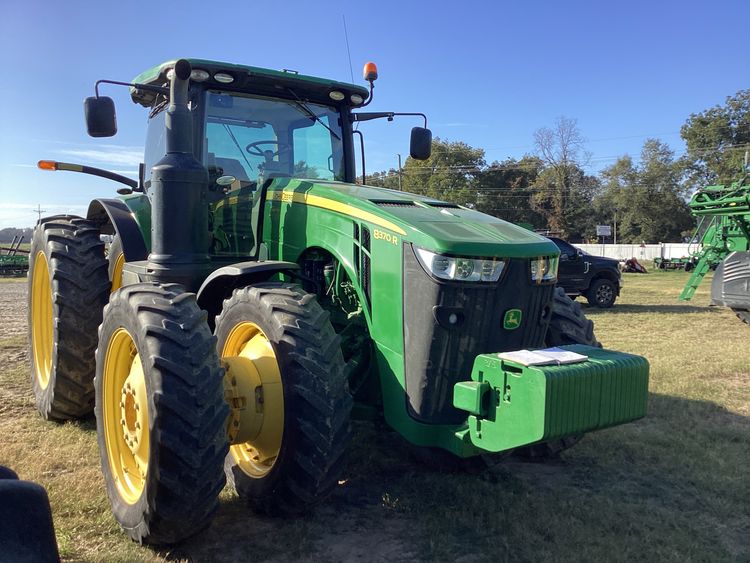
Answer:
[162, 393, 750, 562]
[583, 303, 724, 315]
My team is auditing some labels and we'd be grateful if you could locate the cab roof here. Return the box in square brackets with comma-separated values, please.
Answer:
[130, 58, 370, 108]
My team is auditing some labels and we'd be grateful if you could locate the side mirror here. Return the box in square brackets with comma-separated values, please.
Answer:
[84, 96, 117, 137]
[410, 127, 432, 160]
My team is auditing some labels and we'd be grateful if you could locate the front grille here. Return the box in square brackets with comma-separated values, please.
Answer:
[403, 245, 555, 424]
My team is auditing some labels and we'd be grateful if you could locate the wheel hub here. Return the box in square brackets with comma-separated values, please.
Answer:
[103, 328, 150, 504]
[119, 358, 147, 456]
[222, 322, 284, 478]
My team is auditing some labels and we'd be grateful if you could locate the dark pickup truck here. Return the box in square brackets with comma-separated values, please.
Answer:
[549, 237, 621, 308]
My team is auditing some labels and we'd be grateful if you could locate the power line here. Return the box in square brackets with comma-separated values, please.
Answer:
[35, 204, 46, 224]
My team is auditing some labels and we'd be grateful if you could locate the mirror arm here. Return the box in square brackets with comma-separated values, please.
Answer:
[352, 111, 428, 128]
[94, 79, 169, 98]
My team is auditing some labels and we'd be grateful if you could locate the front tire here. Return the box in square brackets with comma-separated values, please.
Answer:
[216, 283, 352, 515]
[95, 283, 228, 544]
[28, 217, 110, 420]
[515, 288, 600, 459]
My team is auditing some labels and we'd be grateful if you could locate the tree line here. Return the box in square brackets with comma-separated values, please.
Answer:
[364, 90, 750, 243]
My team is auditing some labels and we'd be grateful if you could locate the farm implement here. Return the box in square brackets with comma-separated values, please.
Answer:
[27, 58, 649, 544]
[0, 236, 29, 276]
[678, 172, 750, 323]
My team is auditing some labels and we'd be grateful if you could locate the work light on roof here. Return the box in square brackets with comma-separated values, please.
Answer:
[329, 90, 345, 101]
[350, 94, 363, 105]
[214, 72, 234, 84]
[190, 69, 209, 82]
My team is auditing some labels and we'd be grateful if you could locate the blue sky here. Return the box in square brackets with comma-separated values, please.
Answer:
[1, 0, 748, 228]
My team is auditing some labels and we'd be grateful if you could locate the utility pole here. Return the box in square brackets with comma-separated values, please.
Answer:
[35, 204, 46, 224]
[613, 209, 618, 245]
[396, 153, 403, 191]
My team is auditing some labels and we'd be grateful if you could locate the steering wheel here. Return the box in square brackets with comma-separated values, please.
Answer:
[245, 140, 280, 158]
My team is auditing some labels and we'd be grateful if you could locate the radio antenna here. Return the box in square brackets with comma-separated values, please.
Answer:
[342, 15, 355, 83]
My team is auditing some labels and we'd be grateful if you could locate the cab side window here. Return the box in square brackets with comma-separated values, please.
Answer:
[143, 110, 166, 191]
[554, 239, 577, 260]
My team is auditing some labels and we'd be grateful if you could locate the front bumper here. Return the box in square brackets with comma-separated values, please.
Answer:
[452, 345, 649, 453]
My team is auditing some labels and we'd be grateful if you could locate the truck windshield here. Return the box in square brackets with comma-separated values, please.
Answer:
[204, 91, 345, 185]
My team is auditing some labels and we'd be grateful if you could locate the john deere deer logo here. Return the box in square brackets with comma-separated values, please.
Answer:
[503, 309, 522, 330]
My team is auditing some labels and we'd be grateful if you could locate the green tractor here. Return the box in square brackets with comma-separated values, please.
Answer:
[28, 59, 649, 544]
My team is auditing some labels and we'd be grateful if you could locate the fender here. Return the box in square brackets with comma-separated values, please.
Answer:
[87, 198, 149, 262]
[196, 260, 300, 326]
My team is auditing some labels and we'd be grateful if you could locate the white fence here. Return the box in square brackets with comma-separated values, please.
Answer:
[574, 243, 698, 261]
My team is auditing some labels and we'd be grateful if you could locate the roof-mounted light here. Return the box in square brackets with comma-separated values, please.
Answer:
[329, 90, 345, 101]
[363, 62, 378, 82]
[214, 72, 234, 84]
[350, 94, 363, 105]
[190, 69, 210, 82]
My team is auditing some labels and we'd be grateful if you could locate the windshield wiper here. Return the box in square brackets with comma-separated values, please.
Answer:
[223, 123, 254, 172]
[286, 88, 341, 141]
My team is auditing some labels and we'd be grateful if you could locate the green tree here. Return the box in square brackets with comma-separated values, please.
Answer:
[680, 90, 750, 187]
[532, 116, 595, 236]
[596, 139, 693, 242]
[474, 156, 546, 226]
[401, 138, 485, 206]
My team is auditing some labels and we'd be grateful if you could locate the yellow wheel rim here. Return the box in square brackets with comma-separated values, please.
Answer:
[222, 322, 284, 479]
[102, 328, 150, 504]
[31, 251, 53, 389]
[111, 252, 125, 292]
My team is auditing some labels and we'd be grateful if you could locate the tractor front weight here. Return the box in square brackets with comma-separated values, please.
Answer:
[452, 345, 649, 454]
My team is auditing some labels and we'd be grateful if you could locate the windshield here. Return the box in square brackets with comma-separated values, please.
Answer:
[204, 91, 345, 186]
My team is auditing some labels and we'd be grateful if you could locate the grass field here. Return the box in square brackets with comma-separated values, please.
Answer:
[1, 271, 748, 562]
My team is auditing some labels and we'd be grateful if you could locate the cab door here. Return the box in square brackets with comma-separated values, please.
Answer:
[553, 239, 587, 294]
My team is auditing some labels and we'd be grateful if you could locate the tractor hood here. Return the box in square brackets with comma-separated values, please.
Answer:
[267, 179, 558, 258]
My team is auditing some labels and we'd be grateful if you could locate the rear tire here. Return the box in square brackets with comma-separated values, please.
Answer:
[515, 288, 600, 460]
[95, 283, 228, 544]
[28, 217, 110, 420]
[586, 278, 617, 308]
[216, 283, 352, 515]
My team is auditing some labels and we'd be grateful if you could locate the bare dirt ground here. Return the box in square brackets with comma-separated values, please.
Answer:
[0, 280, 27, 337]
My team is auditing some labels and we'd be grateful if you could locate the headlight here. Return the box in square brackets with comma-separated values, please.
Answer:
[530, 256, 559, 283]
[415, 247, 505, 282]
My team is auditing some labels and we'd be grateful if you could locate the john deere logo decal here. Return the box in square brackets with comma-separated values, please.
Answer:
[504, 309, 522, 330]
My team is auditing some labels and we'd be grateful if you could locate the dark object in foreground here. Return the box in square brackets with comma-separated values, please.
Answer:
[0, 466, 60, 563]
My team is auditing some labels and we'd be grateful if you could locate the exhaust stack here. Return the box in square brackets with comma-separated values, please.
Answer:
[146, 59, 211, 289]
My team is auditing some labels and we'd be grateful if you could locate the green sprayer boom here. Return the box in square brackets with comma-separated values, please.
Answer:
[679, 175, 750, 318]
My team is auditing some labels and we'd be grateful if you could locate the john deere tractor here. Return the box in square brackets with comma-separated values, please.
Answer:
[28, 59, 649, 544]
